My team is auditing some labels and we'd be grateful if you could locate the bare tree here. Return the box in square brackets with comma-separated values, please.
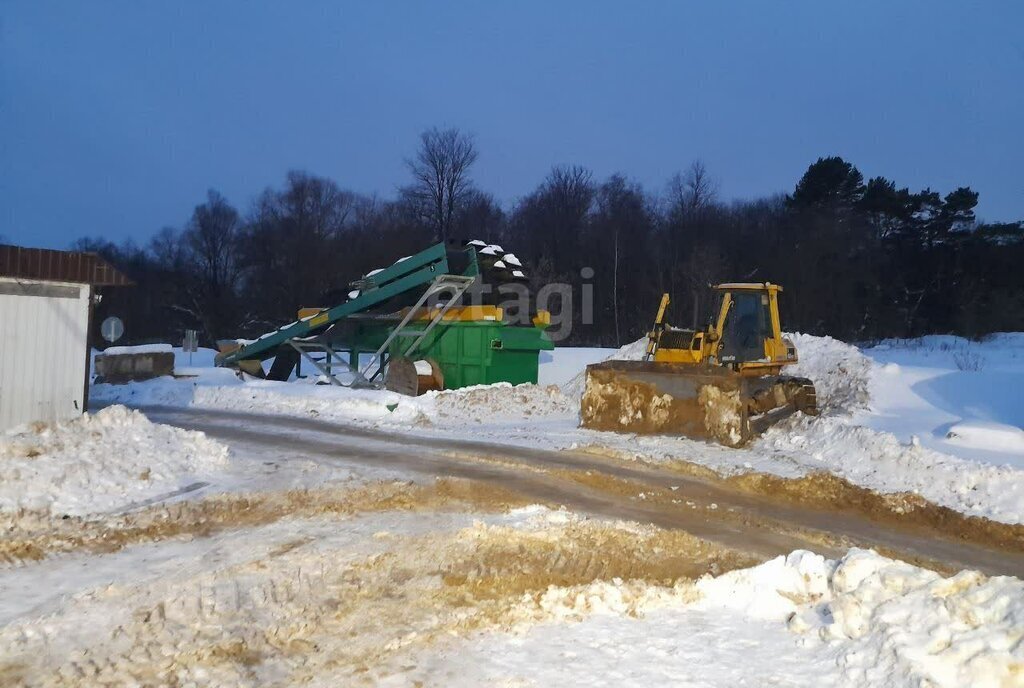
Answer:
[406, 127, 479, 242]
[149, 227, 186, 274]
[453, 189, 504, 243]
[179, 190, 243, 341]
[657, 161, 722, 325]
[277, 171, 357, 241]
[186, 191, 240, 289]
[592, 175, 650, 345]
[667, 160, 718, 218]
[517, 165, 594, 270]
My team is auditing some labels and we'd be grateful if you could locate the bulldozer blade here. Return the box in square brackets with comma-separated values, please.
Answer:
[580, 361, 817, 447]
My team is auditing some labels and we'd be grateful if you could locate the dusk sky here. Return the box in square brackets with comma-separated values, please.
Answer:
[3, 1, 1022, 249]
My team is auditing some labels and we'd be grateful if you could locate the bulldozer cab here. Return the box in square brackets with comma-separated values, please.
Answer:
[647, 282, 798, 374]
[716, 288, 773, 363]
[710, 283, 794, 373]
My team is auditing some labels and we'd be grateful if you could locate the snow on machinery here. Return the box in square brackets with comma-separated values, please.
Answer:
[215, 240, 554, 395]
[581, 283, 818, 446]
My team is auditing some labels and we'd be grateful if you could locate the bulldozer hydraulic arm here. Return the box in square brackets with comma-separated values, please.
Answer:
[644, 293, 671, 361]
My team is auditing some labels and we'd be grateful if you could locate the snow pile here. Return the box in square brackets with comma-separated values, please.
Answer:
[749, 333, 1024, 522]
[759, 417, 1024, 521]
[427, 383, 576, 424]
[484, 549, 1024, 688]
[190, 381, 429, 426]
[0, 406, 229, 516]
[819, 551, 1024, 686]
[95, 359, 581, 430]
[785, 333, 872, 415]
[701, 549, 1024, 687]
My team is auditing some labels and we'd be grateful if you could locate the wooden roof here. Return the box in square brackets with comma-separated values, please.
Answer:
[0, 245, 132, 286]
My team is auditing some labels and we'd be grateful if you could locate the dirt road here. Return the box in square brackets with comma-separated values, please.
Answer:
[141, 405, 1024, 576]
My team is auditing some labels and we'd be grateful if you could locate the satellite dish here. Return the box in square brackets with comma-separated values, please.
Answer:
[101, 316, 124, 343]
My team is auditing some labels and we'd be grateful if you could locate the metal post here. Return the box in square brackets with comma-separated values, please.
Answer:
[368, 351, 389, 383]
[356, 276, 470, 383]
[287, 340, 344, 386]
[401, 278, 474, 358]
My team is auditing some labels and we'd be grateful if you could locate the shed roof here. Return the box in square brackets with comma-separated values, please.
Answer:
[0, 245, 132, 286]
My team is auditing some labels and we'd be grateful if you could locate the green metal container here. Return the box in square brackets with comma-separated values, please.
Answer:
[390, 321, 554, 389]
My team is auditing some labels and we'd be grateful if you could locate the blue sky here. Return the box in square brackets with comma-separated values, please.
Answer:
[2, 1, 1022, 249]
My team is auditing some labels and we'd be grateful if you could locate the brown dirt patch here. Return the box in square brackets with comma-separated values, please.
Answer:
[0, 478, 536, 564]
[727, 471, 1024, 554]
[439, 521, 754, 603]
[7, 508, 755, 686]
[296, 517, 755, 682]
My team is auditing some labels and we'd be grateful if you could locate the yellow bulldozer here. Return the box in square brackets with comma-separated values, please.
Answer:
[580, 283, 818, 447]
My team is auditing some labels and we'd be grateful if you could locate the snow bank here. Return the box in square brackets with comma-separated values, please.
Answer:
[784, 333, 872, 415]
[757, 334, 1024, 522]
[192, 381, 429, 425]
[182, 380, 576, 428]
[427, 383, 576, 424]
[759, 417, 1024, 521]
[478, 548, 1024, 688]
[701, 549, 1024, 687]
[0, 406, 229, 516]
[95, 374, 578, 431]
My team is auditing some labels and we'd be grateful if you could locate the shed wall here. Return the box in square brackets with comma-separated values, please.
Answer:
[0, 277, 90, 430]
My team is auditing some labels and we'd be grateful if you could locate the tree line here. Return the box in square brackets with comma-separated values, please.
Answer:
[76, 127, 1024, 348]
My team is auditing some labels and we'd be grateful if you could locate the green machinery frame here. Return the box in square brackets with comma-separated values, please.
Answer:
[216, 242, 480, 387]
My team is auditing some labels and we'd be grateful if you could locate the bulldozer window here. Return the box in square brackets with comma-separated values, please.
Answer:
[720, 292, 770, 362]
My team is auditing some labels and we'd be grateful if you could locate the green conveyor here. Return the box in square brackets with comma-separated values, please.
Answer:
[216, 242, 464, 366]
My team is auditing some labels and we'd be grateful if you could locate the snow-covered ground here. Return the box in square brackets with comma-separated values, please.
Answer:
[3, 493, 1022, 686]
[92, 333, 1024, 524]
[756, 334, 1024, 524]
[859, 334, 1024, 465]
[3, 334, 1023, 686]
[397, 546, 1024, 688]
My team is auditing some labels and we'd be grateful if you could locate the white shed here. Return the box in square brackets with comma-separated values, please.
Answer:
[0, 246, 130, 431]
